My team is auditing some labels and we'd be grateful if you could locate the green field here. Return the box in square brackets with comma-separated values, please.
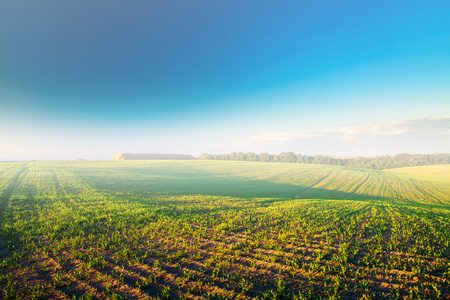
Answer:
[1, 160, 449, 299]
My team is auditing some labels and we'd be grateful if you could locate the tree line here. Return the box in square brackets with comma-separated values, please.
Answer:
[199, 152, 450, 170]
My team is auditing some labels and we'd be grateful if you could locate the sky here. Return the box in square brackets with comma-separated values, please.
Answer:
[1, 0, 449, 160]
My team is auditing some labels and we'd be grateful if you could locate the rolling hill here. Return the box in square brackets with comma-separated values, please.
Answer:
[62, 160, 450, 205]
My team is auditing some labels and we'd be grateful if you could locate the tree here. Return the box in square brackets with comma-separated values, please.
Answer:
[259, 152, 270, 162]
[303, 155, 311, 163]
[199, 153, 209, 160]
[245, 152, 257, 161]
[236, 152, 245, 161]
[313, 155, 324, 164]
[279, 152, 296, 163]
[230, 152, 237, 160]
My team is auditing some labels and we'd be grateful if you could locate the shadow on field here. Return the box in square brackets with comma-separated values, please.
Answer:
[86, 169, 387, 202]
[0, 164, 28, 258]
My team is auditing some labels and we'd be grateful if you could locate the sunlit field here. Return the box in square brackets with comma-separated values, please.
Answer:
[1, 160, 449, 299]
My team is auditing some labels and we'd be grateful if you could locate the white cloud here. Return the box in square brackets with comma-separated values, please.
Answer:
[438, 129, 450, 135]
[333, 116, 450, 138]
[234, 116, 450, 146]
[337, 123, 408, 137]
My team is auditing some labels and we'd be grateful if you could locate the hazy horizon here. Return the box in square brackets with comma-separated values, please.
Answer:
[1, 1, 449, 161]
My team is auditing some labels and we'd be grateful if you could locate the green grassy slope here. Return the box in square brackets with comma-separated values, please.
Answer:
[47, 160, 450, 205]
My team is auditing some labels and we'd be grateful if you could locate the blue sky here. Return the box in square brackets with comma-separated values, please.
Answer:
[1, 0, 449, 160]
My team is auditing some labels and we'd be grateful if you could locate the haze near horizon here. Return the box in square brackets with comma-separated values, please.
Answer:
[1, 1, 449, 161]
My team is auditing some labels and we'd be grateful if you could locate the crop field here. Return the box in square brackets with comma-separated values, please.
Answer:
[0, 160, 450, 299]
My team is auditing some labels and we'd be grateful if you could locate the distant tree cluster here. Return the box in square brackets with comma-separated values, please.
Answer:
[199, 152, 450, 170]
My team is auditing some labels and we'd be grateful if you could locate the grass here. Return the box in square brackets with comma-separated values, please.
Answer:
[0, 160, 449, 299]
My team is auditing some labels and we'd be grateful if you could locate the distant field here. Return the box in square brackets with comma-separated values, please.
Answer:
[0, 161, 449, 299]
[386, 164, 450, 182]
[60, 160, 450, 204]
